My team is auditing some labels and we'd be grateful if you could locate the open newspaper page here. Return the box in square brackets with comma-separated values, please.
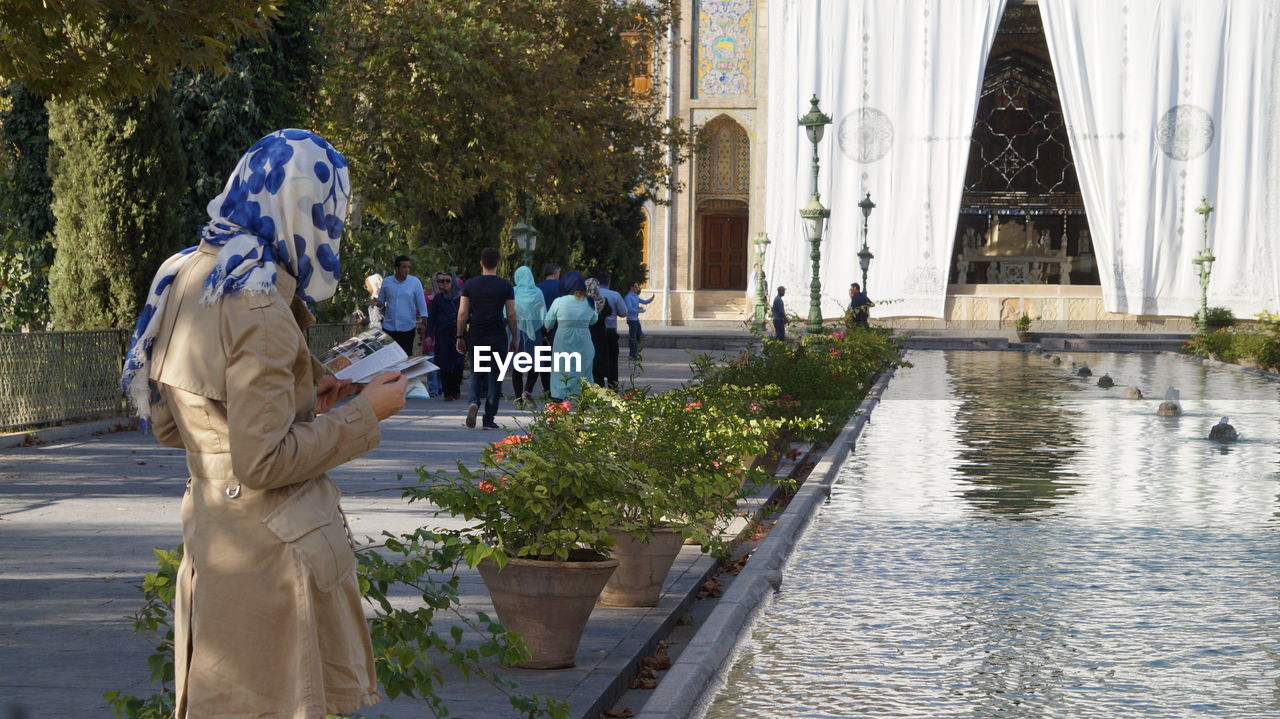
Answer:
[318, 329, 439, 383]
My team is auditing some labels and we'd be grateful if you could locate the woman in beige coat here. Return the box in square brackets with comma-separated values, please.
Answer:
[121, 130, 406, 718]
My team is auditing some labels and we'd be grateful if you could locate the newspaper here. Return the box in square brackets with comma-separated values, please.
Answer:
[318, 328, 438, 384]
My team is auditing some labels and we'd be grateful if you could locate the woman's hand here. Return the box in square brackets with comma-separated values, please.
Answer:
[361, 371, 408, 420]
[315, 375, 355, 414]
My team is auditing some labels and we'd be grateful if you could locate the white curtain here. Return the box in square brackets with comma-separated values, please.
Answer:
[764, 0, 1007, 319]
[1040, 0, 1280, 317]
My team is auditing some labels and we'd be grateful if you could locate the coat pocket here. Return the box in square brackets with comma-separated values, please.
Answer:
[261, 478, 356, 592]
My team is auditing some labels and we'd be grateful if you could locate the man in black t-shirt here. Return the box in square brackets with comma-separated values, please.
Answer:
[456, 247, 517, 429]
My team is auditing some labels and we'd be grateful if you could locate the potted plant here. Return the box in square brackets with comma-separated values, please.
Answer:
[416, 391, 632, 669]
[597, 384, 780, 607]
[1015, 312, 1034, 342]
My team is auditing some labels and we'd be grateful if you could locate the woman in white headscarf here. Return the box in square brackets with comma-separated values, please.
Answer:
[121, 130, 407, 718]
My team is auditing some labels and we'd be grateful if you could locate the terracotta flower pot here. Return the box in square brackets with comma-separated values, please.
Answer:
[478, 553, 618, 669]
[598, 528, 685, 607]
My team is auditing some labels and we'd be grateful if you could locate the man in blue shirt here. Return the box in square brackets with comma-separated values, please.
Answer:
[378, 255, 429, 356]
[624, 282, 654, 358]
[534, 264, 561, 396]
[596, 272, 629, 389]
[848, 282, 874, 327]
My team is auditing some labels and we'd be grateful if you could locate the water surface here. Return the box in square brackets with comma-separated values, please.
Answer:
[706, 351, 1280, 718]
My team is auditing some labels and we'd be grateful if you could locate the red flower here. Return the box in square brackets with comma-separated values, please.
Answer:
[684, 401, 702, 410]
[478, 480, 497, 493]
[831, 330, 845, 339]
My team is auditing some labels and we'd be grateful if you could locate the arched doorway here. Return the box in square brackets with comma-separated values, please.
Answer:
[695, 115, 750, 290]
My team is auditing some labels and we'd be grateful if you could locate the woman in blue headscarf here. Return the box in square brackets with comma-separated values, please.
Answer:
[427, 270, 465, 399]
[120, 130, 406, 718]
[511, 265, 547, 407]
[543, 271, 597, 401]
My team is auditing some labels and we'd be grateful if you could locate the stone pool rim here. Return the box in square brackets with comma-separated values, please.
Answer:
[634, 358, 901, 719]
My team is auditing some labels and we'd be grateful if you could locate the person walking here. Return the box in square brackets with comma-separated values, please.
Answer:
[378, 255, 428, 356]
[457, 247, 516, 430]
[586, 277, 609, 386]
[120, 130, 405, 719]
[427, 272, 464, 400]
[849, 282, 874, 327]
[596, 272, 628, 388]
[535, 264, 562, 396]
[511, 265, 547, 408]
[363, 273, 383, 329]
[772, 286, 787, 340]
[624, 282, 653, 358]
[543, 271, 597, 401]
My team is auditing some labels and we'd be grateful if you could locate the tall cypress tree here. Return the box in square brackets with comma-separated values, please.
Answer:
[0, 83, 56, 331]
[46, 91, 186, 329]
[172, 0, 325, 237]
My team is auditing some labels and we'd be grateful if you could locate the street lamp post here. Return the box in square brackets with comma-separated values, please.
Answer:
[1192, 197, 1215, 333]
[511, 197, 540, 268]
[752, 232, 771, 331]
[857, 192, 875, 292]
[798, 95, 832, 335]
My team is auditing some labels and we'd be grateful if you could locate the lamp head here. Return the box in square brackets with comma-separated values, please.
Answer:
[798, 95, 832, 146]
[799, 196, 830, 242]
[859, 192, 876, 220]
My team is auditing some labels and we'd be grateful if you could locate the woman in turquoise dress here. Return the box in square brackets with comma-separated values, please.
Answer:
[543, 271, 597, 401]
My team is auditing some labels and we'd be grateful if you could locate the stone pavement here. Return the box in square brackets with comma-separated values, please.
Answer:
[0, 348, 732, 718]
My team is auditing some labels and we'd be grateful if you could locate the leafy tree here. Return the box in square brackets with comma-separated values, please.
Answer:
[46, 91, 187, 329]
[0, 83, 56, 330]
[320, 0, 688, 223]
[171, 0, 326, 237]
[0, 0, 282, 102]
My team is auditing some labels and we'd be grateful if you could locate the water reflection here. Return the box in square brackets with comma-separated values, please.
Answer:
[945, 352, 1084, 516]
[705, 351, 1280, 719]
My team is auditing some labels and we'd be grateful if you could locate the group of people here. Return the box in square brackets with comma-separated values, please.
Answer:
[364, 251, 654, 430]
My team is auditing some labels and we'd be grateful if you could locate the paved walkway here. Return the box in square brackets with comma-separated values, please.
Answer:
[0, 348, 730, 718]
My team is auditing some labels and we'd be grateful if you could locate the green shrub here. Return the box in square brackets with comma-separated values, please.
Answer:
[1204, 306, 1236, 329]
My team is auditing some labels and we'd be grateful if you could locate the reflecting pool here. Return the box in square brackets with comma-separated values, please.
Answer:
[706, 351, 1280, 718]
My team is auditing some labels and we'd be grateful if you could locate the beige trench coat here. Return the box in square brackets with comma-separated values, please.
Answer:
[149, 242, 382, 718]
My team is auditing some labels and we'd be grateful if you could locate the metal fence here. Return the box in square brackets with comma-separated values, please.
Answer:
[0, 323, 354, 432]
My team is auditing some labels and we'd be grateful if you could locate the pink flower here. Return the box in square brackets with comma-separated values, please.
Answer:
[748, 402, 761, 413]
[831, 330, 845, 339]
[684, 401, 702, 410]
[478, 480, 497, 494]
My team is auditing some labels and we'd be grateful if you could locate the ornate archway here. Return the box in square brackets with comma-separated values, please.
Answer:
[695, 115, 750, 290]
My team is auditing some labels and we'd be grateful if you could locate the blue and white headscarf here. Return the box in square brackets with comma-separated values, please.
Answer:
[121, 129, 350, 422]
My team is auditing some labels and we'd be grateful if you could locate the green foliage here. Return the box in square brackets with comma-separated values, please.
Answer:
[46, 90, 187, 329]
[170, 0, 326, 238]
[1182, 321, 1280, 372]
[105, 538, 567, 719]
[692, 326, 905, 444]
[610, 383, 782, 553]
[1015, 312, 1032, 332]
[103, 546, 182, 719]
[319, 0, 690, 222]
[1203, 306, 1236, 330]
[529, 194, 649, 290]
[417, 389, 635, 562]
[0, 82, 55, 330]
[0, 1, 282, 101]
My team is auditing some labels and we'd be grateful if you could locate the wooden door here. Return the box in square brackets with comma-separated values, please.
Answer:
[701, 215, 748, 289]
